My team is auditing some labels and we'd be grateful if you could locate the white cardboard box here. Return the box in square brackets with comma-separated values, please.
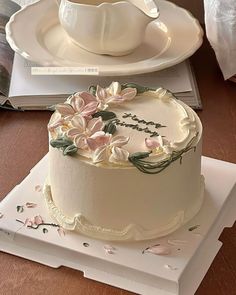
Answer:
[0, 155, 235, 295]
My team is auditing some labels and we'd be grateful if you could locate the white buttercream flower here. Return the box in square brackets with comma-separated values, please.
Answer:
[56, 92, 98, 120]
[67, 115, 104, 149]
[155, 88, 173, 102]
[87, 133, 130, 164]
[145, 136, 174, 155]
[96, 82, 137, 110]
[48, 112, 64, 132]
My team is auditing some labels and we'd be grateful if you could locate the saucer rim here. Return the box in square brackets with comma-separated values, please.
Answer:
[6, 0, 204, 76]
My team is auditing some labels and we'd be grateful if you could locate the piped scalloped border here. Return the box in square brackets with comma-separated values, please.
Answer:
[43, 175, 205, 241]
[5, 0, 204, 75]
[5, 0, 56, 66]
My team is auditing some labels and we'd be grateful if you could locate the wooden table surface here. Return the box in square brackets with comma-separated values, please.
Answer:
[0, 39, 235, 295]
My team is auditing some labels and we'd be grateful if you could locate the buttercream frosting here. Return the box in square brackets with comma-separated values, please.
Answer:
[45, 83, 204, 241]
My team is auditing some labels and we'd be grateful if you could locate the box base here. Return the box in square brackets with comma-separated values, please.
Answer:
[0, 155, 235, 295]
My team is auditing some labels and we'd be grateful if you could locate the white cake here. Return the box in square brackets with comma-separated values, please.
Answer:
[44, 82, 204, 241]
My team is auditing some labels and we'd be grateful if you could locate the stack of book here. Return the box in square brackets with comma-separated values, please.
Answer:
[0, 0, 202, 110]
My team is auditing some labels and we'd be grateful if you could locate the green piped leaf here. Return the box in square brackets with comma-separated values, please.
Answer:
[63, 144, 78, 156]
[121, 83, 155, 94]
[93, 111, 117, 121]
[188, 225, 200, 232]
[103, 121, 117, 135]
[129, 152, 151, 161]
[50, 136, 78, 157]
[50, 137, 73, 149]
[16, 205, 24, 213]
[89, 85, 97, 96]
[47, 105, 56, 112]
[129, 133, 199, 174]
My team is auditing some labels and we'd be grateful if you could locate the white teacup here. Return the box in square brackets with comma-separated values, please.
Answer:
[56, 0, 159, 56]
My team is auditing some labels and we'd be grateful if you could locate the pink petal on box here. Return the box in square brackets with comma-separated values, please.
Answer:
[145, 245, 171, 256]
[104, 244, 116, 254]
[34, 215, 43, 225]
[57, 227, 65, 237]
[24, 218, 33, 227]
[165, 264, 178, 270]
[35, 185, 42, 192]
[26, 202, 37, 208]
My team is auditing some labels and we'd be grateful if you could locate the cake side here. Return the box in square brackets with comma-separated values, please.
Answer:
[45, 83, 204, 241]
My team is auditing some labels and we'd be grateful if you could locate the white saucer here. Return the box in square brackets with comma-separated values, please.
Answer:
[6, 0, 203, 76]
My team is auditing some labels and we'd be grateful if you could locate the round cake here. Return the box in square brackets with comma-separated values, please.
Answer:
[44, 82, 204, 241]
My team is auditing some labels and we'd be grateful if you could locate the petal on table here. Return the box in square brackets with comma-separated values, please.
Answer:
[144, 245, 171, 256]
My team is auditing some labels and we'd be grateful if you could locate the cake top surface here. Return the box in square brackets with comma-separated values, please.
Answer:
[48, 82, 201, 173]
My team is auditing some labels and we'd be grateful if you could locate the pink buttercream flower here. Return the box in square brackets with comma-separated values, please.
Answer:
[48, 112, 65, 132]
[145, 136, 174, 155]
[55, 92, 98, 119]
[86, 132, 111, 151]
[96, 82, 137, 110]
[47, 112, 71, 137]
[67, 115, 104, 149]
[87, 133, 130, 163]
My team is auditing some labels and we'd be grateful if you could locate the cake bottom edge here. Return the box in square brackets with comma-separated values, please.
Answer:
[43, 176, 205, 241]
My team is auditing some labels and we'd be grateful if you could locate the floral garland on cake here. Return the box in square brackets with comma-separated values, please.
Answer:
[48, 82, 198, 173]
